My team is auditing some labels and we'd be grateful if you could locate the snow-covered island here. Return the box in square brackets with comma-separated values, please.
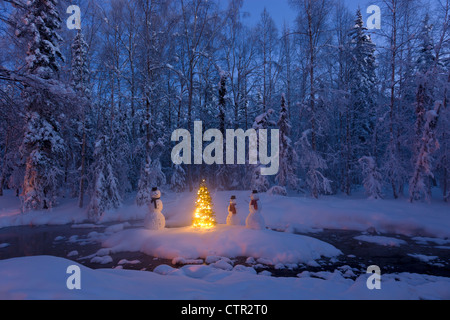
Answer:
[1, 0, 449, 302]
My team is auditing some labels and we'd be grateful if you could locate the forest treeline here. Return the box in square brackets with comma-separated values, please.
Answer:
[0, 0, 449, 219]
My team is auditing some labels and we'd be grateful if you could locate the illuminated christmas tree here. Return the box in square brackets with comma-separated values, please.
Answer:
[192, 179, 217, 229]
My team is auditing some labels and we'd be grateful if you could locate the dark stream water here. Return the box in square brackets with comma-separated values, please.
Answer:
[0, 223, 449, 278]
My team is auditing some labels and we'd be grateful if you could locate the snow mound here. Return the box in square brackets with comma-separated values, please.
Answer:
[354, 235, 407, 247]
[67, 251, 78, 257]
[407, 254, 439, 263]
[90, 256, 113, 265]
[102, 225, 342, 265]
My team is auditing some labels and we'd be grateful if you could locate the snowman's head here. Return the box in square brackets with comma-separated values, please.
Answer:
[151, 187, 161, 199]
[230, 195, 236, 205]
[250, 190, 259, 201]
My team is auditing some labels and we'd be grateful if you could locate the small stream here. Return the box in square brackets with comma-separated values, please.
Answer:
[0, 223, 449, 278]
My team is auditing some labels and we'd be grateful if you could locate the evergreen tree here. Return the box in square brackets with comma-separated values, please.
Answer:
[359, 156, 383, 199]
[136, 156, 154, 207]
[276, 94, 298, 191]
[88, 135, 122, 221]
[409, 103, 442, 203]
[16, 0, 66, 211]
[21, 112, 65, 210]
[218, 71, 227, 135]
[170, 164, 187, 193]
[299, 129, 332, 198]
[71, 30, 90, 97]
[347, 9, 377, 190]
[136, 156, 166, 206]
[71, 29, 91, 208]
[416, 15, 436, 74]
[248, 108, 276, 192]
[414, 15, 437, 159]
[16, 0, 64, 80]
[193, 179, 217, 229]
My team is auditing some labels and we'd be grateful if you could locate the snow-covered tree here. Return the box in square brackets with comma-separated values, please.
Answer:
[416, 14, 436, 74]
[275, 94, 298, 191]
[359, 156, 383, 199]
[70, 29, 91, 208]
[345, 9, 377, 193]
[299, 129, 332, 198]
[348, 9, 377, 144]
[88, 136, 122, 221]
[136, 156, 153, 207]
[218, 71, 227, 135]
[251, 166, 271, 193]
[71, 29, 90, 97]
[409, 102, 442, 203]
[21, 112, 65, 210]
[15, 0, 66, 211]
[248, 108, 276, 191]
[16, 0, 64, 79]
[170, 164, 186, 193]
[414, 14, 436, 143]
[267, 185, 288, 196]
[136, 156, 166, 206]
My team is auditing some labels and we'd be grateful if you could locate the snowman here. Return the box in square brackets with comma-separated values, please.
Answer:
[226, 195, 241, 226]
[144, 187, 165, 230]
[245, 190, 266, 230]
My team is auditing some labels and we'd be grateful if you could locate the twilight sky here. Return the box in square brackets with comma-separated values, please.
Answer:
[241, 0, 371, 28]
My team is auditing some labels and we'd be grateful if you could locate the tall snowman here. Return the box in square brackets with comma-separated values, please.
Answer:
[226, 195, 241, 226]
[144, 187, 165, 230]
[246, 190, 265, 230]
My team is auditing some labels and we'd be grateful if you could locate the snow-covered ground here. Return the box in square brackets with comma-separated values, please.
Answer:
[101, 225, 342, 266]
[0, 256, 449, 300]
[1, 189, 449, 300]
[353, 235, 407, 247]
[1, 189, 449, 239]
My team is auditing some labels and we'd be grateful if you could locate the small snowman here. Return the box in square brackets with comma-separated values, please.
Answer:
[246, 190, 265, 230]
[144, 187, 165, 230]
[226, 195, 241, 226]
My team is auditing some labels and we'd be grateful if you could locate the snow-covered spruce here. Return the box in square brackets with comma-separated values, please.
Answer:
[359, 156, 383, 199]
[276, 94, 299, 191]
[16, 0, 64, 80]
[170, 165, 186, 193]
[298, 130, 332, 198]
[87, 136, 122, 221]
[136, 156, 166, 207]
[409, 103, 442, 203]
[21, 112, 65, 211]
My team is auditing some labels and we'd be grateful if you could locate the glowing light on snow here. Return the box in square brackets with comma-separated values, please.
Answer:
[192, 180, 217, 229]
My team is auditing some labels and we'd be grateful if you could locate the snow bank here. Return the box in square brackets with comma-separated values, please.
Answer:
[407, 254, 438, 263]
[354, 235, 407, 247]
[102, 225, 342, 265]
[1, 189, 449, 240]
[260, 194, 450, 239]
[0, 256, 449, 300]
[164, 191, 450, 239]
